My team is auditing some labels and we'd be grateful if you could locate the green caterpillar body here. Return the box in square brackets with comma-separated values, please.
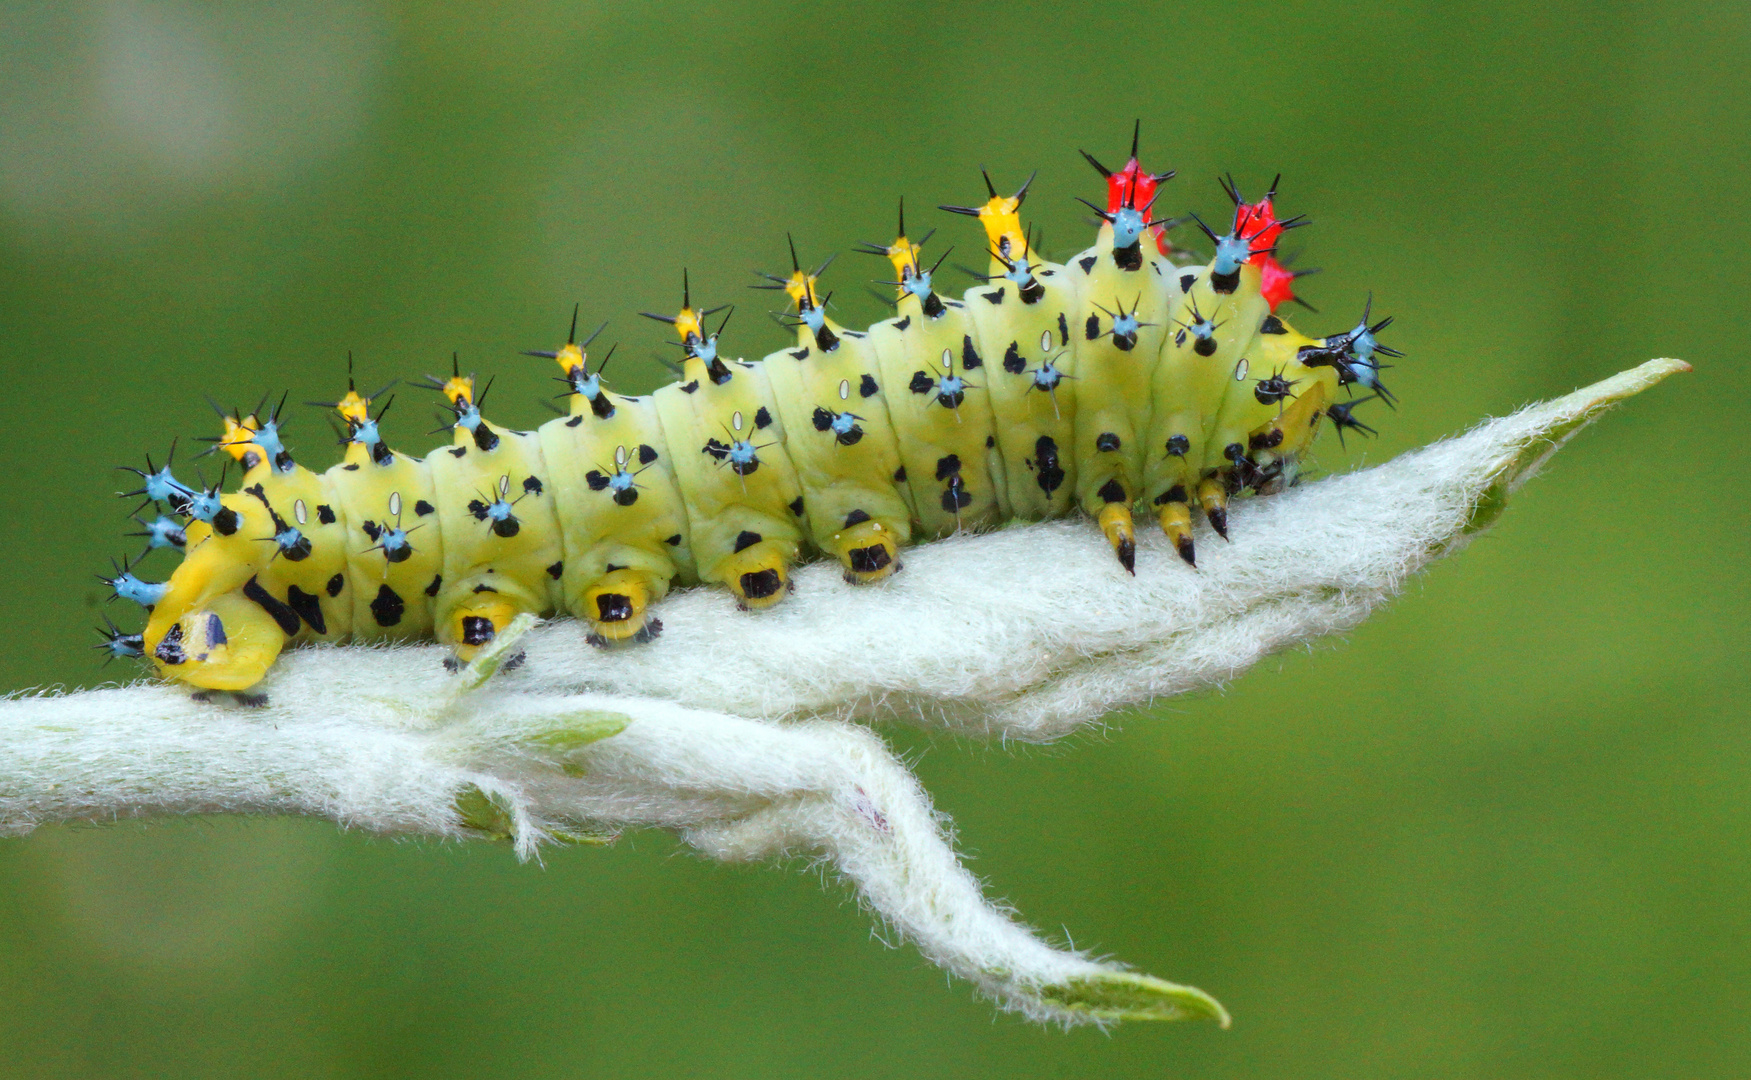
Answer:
[104, 138, 1398, 694]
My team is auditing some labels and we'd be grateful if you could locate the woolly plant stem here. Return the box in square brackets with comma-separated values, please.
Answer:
[0, 359, 1686, 1026]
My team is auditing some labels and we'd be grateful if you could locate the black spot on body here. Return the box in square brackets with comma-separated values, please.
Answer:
[681, 380, 699, 394]
[491, 517, 520, 538]
[522, 476, 543, 496]
[286, 586, 326, 634]
[1097, 479, 1127, 504]
[213, 508, 239, 535]
[893, 465, 907, 482]
[1179, 273, 1197, 292]
[754, 407, 772, 429]
[1002, 342, 1025, 374]
[425, 575, 442, 597]
[935, 454, 962, 480]
[1035, 435, 1064, 493]
[859, 374, 878, 398]
[586, 470, 609, 490]
[789, 348, 810, 360]
[960, 335, 982, 369]
[909, 371, 935, 394]
[812, 407, 834, 431]
[343, 464, 360, 472]
[414, 500, 435, 516]
[982, 289, 1004, 304]
[316, 504, 336, 524]
[666, 533, 682, 546]
[449, 447, 467, 458]
[1057, 312, 1070, 345]
[472, 426, 499, 452]
[734, 530, 763, 553]
[547, 560, 564, 579]
[986, 435, 995, 447]
[894, 316, 911, 331]
[1078, 255, 1097, 272]
[1165, 434, 1190, 457]
[638, 444, 658, 464]
[1211, 268, 1240, 294]
[1096, 432, 1121, 453]
[242, 577, 300, 637]
[371, 585, 405, 627]
[566, 415, 583, 427]
[844, 508, 870, 527]
[940, 478, 973, 512]
[326, 573, 344, 597]
[1085, 314, 1101, 341]
[1259, 314, 1287, 335]
[789, 495, 805, 516]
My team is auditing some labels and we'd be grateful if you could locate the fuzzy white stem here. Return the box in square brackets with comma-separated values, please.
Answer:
[0, 360, 1685, 1025]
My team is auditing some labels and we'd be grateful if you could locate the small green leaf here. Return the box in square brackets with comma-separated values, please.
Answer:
[526, 711, 630, 776]
[454, 784, 516, 841]
[1035, 971, 1231, 1026]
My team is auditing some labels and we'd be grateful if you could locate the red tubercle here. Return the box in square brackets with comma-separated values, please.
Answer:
[1234, 196, 1284, 258]
[1258, 255, 1297, 312]
[1106, 158, 1172, 255]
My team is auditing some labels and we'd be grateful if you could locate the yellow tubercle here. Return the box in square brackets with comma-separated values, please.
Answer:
[216, 413, 261, 463]
[440, 373, 475, 408]
[974, 194, 1028, 274]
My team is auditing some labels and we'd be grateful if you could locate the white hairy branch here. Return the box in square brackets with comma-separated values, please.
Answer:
[0, 359, 1686, 1025]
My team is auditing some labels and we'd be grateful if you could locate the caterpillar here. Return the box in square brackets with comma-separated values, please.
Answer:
[97, 128, 1397, 696]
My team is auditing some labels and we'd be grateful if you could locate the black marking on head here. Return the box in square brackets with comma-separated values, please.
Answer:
[371, 585, 405, 627]
[242, 577, 301, 637]
[739, 568, 782, 600]
[546, 560, 564, 580]
[1085, 314, 1101, 341]
[754, 407, 772, 429]
[894, 315, 911, 332]
[286, 585, 326, 634]
[414, 500, 435, 516]
[449, 447, 468, 458]
[326, 573, 345, 597]
[1078, 255, 1097, 273]
[844, 508, 871, 527]
[522, 476, 543, 496]
[789, 348, 810, 361]
[982, 289, 1005, 304]
[1179, 273, 1197, 292]
[734, 530, 763, 553]
[681, 380, 699, 394]
[316, 504, 336, 524]
[666, 533, 682, 546]
[1034, 435, 1064, 494]
[789, 495, 805, 516]
[859, 374, 879, 398]
[1057, 312, 1070, 345]
[909, 371, 935, 394]
[586, 470, 609, 490]
[1096, 432, 1121, 453]
[154, 624, 186, 665]
[425, 574, 442, 597]
[960, 335, 982, 370]
[1165, 434, 1190, 457]
[637, 444, 659, 465]
[1259, 314, 1287, 335]
[1097, 479, 1127, 504]
[461, 616, 495, 646]
[1002, 342, 1024, 374]
[849, 545, 891, 574]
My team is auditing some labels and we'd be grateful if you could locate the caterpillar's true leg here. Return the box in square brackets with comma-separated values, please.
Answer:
[718, 541, 793, 610]
[1196, 478, 1230, 540]
[1155, 486, 1196, 566]
[581, 567, 664, 645]
[1095, 488, 1136, 575]
[149, 590, 287, 693]
[831, 518, 902, 585]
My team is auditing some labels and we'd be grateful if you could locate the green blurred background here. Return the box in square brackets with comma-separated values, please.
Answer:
[0, 1, 1745, 1076]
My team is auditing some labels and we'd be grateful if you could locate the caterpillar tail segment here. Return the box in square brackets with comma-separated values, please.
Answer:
[103, 129, 1412, 695]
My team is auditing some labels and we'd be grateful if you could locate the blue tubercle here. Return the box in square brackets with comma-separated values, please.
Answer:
[1111, 207, 1147, 250]
[105, 569, 168, 608]
[903, 269, 934, 303]
[830, 411, 859, 437]
[183, 488, 223, 523]
[135, 515, 187, 551]
[1211, 232, 1254, 277]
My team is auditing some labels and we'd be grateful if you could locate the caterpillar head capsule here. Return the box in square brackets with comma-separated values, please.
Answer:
[145, 592, 287, 691]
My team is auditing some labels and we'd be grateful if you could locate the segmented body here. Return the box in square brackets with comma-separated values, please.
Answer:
[102, 133, 1398, 694]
